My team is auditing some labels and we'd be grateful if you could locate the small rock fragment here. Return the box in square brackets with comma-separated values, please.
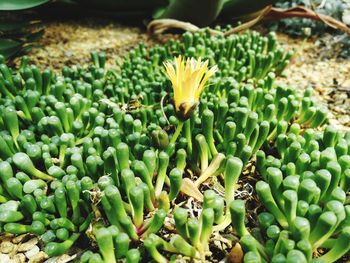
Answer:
[0, 241, 14, 254]
[0, 253, 10, 263]
[28, 251, 48, 263]
[13, 253, 26, 263]
[17, 238, 38, 252]
[8, 245, 19, 259]
[57, 254, 76, 263]
[25, 245, 40, 259]
[43, 257, 57, 263]
[12, 235, 28, 244]
[44, 254, 77, 263]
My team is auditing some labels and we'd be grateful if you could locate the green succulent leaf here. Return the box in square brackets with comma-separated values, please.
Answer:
[0, 0, 50, 10]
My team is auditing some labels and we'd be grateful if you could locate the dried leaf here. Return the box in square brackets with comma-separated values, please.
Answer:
[180, 178, 203, 202]
[227, 242, 244, 263]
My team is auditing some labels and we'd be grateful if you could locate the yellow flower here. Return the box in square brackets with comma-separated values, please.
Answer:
[164, 56, 218, 120]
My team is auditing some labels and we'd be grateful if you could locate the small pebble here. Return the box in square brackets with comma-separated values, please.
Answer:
[0, 253, 10, 263]
[43, 257, 57, 263]
[17, 238, 38, 252]
[43, 254, 76, 263]
[12, 235, 28, 244]
[25, 246, 39, 259]
[0, 241, 14, 254]
[28, 251, 48, 263]
[8, 245, 18, 259]
[12, 253, 26, 263]
[57, 254, 76, 263]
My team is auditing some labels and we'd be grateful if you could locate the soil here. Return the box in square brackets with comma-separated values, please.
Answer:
[15, 19, 149, 70]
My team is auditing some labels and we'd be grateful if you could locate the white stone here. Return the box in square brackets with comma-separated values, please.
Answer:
[24, 245, 39, 259]
[17, 238, 38, 252]
[0, 253, 11, 263]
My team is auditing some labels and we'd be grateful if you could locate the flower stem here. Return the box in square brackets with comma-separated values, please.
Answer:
[184, 119, 193, 157]
[170, 120, 184, 144]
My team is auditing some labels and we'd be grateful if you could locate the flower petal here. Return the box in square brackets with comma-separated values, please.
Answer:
[163, 56, 217, 117]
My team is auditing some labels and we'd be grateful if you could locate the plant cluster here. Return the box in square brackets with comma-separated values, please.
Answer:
[0, 28, 348, 262]
[235, 125, 350, 262]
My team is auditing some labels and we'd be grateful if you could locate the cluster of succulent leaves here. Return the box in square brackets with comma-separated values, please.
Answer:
[243, 125, 350, 263]
[0, 27, 348, 263]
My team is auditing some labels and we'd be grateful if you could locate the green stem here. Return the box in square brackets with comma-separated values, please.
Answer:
[195, 153, 225, 187]
[170, 121, 184, 144]
[184, 119, 193, 156]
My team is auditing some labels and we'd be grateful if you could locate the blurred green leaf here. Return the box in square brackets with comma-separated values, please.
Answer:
[0, 20, 41, 38]
[0, 39, 22, 59]
[0, 0, 50, 11]
[23, 29, 44, 42]
[71, 0, 167, 12]
[0, 21, 31, 32]
[159, 0, 225, 26]
[221, 0, 278, 17]
[0, 16, 44, 60]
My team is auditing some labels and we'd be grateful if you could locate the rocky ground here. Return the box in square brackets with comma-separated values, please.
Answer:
[14, 19, 147, 70]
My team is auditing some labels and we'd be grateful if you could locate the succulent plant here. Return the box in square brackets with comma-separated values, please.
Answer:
[0, 27, 348, 262]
